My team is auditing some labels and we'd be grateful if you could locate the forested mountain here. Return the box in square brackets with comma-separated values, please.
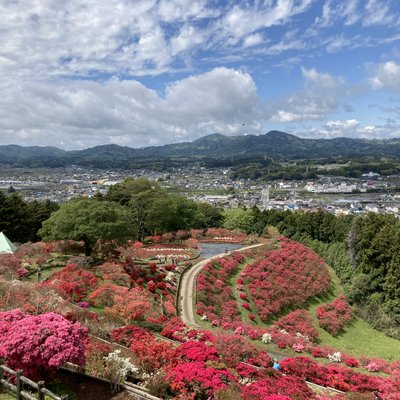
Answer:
[3, 131, 400, 168]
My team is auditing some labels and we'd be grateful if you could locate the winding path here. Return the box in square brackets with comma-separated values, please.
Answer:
[177, 243, 264, 328]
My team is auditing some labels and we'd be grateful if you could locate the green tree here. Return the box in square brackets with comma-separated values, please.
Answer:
[39, 199, 135, 255]
[223, 208, 255, 233]
[0, 192, 30, 243]
[26, 200, 59, 242]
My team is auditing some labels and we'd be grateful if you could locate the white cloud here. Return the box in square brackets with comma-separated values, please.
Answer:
[315, 0, 360, 27]
[0, 0, 316, 80]
[269, 94, 339, 122]
[370, 61, 400, 91]
[315, 0, 399, 28]
[325, 119, 360, 130]
[242, 33, 264, 49]
[324, 35, 351, 54]
[301, 67, 344, 89]
[268, 67, 346, 122]
[0, 68, 261, 149]
[363, 0, 395, 26]
[216, 0, 313, 46]
[295, 119, 400, 139]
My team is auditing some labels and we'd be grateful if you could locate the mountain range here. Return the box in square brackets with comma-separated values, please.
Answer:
[1, 131, 400, 169]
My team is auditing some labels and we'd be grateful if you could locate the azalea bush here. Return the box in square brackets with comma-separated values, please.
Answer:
[243, 238, 331, 321]
[0, 309, 88, 380]
[44, 263, 98, 302]
[242, 374, 314, 400]
[272, 309, 319, 343]
[316, 296, 353, 336]
[280, 356, 384, 393]
[196, 255, 242, 324]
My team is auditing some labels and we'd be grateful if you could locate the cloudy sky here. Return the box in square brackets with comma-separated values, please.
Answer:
[1, 0, 400, 149]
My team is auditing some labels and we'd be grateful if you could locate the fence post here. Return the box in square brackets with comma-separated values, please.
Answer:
[16, 370, 23, 400]
[38, 381, 45, 400]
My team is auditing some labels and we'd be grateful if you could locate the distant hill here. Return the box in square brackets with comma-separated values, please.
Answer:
[2, 131, 400, 168]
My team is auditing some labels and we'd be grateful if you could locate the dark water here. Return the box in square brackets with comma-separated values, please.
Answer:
[199, 242, 242, 258]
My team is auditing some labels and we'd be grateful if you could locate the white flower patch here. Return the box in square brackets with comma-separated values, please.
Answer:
[296, 332, 310, 343]
[328, 352, 342, 363]
[165, 272, 176, 282]
[104, 349, 138, 383]
[261, 332, 272, 344]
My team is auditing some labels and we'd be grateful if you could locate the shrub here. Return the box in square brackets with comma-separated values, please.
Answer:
[316, 296, 353, 336]
[0, 309, 88, 380]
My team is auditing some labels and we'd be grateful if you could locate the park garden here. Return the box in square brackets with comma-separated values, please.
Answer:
[0, 179, 400, 399]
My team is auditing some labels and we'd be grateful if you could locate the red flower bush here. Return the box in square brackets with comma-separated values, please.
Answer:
[280, 356, 383, 393]
[196, 255, 242, 324]
[244, 239, 331, 321]
[95, 262, 131, 287]
[44, 263, 98, 302]
[88, 283, 129, 308]
[273, 309, 319, 343]
[242, 373, 314, 400]
[316, 296, 353, 336]
[345, 357, 360, 368]
[239, 292, 248, 300]
[167, 361, 236, 398]
[175, 340, 219, 363]
[130, 330, 177, 376]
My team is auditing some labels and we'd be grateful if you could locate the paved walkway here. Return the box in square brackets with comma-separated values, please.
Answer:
[177, 242, 264, 328]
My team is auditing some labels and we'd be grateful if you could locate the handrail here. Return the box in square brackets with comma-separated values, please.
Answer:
[0, 365, 68, 400]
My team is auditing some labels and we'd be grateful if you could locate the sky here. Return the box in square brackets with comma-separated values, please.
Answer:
[1, 0, 400, 150]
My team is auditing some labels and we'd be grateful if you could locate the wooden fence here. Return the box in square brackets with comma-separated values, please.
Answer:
[0, 365, 68, 400]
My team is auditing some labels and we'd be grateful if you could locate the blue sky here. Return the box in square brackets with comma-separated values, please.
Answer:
[1, 0, 400, 149]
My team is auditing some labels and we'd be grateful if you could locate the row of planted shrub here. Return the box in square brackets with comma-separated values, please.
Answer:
[196, 252, 245, 324]
[242, 238, 332, 321]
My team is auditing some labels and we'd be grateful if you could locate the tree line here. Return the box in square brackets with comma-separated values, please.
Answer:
[0, 191, 58, 243]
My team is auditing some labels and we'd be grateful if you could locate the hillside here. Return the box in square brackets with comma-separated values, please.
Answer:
[3, 233, 399, 399]
[3, 131, 400, 168]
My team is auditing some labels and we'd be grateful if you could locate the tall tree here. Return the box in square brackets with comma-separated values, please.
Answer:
[39, 198, 135, 255]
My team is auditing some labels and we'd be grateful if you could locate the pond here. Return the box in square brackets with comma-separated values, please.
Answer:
[199, 242, 243, 258]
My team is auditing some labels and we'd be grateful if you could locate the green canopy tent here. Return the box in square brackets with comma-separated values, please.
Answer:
[0, 232, 17, 254]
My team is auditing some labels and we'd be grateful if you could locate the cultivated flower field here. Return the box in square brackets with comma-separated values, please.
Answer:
[0, 233, 400, 399]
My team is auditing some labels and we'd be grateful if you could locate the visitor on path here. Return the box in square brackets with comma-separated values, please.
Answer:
[37, 267, 42, 283]
[273, 359, 280, 371]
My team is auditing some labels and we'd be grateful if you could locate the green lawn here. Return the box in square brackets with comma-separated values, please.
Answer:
[0, 393, 15, 400]
[304, 264, 400, 361]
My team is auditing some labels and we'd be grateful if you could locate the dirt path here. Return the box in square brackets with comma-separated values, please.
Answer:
[178, 243, 264, 328]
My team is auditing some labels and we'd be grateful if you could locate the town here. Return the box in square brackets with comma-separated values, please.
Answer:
[1, 165, 400, 216]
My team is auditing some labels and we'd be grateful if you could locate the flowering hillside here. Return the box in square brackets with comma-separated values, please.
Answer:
[1, 236, 400, 399]
[243, 238, 331, 321]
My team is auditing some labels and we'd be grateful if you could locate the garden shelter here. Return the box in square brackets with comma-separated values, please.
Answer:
[0, 232, 17, 254]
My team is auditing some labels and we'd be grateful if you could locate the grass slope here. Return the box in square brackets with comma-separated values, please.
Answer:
[305, 264, 400, 361]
